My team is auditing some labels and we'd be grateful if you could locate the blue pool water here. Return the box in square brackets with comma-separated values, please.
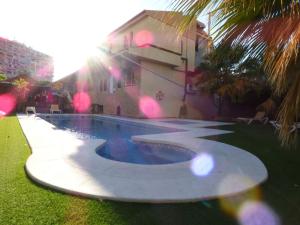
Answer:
[41, 116, 196, 165]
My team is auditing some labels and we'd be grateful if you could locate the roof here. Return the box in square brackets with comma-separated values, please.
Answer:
[109, 10, 201, 40]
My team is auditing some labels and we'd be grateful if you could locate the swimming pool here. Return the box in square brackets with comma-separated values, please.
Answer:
[41, 116, 195, 165]
[20, 115, 268, 202]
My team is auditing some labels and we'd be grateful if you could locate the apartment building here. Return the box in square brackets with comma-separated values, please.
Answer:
[58, 10, 212, 118]
[0, 37, 53, 81]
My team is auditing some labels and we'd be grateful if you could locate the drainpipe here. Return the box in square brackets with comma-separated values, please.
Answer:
[182, 34, 189, 102]
[182, 57, 188, 101]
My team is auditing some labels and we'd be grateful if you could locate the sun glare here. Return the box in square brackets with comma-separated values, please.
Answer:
[0, 0, 173, 81]
[53, 45, 103, 81]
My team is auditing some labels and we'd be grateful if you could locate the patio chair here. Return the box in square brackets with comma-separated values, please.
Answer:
[25, 106, 36, 115]
[237, 111, 269, 125]
[50, 104, 62, 114]
[269, 121, 299, 133]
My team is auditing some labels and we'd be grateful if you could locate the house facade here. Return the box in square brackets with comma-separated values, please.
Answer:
[58, 10, 212, 118]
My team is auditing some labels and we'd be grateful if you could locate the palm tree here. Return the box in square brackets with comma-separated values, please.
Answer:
[172, 0, 300, 144]
[197, 43, 266, 115]
[13, 78, 29, 96]
[12, 78, 30, 111]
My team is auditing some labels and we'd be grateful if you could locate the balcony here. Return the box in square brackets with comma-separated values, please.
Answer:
[126, 44, 183, 67]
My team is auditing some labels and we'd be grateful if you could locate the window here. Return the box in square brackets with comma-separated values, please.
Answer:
[103, 79, 107, 91]
[100, 80, 103, 92]
[109, 76, 114, 94]
[109, 43, 112, 53]
[130, 32, 134, 47]
[113, 77, 117, 89]
[117, 79, 122, 88]
[124, 36, 129, 49]
[125, 68, 136, 86]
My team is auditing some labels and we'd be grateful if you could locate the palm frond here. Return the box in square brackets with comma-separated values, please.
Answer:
[172, 0, 300, 145]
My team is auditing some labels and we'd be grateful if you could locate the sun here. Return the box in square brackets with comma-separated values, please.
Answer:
[52, 42, 105, 81]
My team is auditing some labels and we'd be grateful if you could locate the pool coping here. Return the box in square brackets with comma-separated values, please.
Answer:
[18, 114, 268, 203]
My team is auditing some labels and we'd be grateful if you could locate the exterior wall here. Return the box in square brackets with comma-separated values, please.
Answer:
[88, 64, 141, 117]
[139, 61, 203, 118]
[84, 59, 204, 119]
[186, 92, 218, 120]
[108, 15, 196, 71]
[139, 61, 183, 118]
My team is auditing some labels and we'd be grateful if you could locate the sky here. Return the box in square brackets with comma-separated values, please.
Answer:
[0, 0, 208, 81]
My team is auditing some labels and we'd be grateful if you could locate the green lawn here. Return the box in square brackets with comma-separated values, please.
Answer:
[0, 116, 299, 225]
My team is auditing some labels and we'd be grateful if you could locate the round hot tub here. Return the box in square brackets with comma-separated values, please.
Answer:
[96, 141, 196, 165]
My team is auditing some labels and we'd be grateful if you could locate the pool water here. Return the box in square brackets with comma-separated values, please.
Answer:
[41, 116, 196, 165]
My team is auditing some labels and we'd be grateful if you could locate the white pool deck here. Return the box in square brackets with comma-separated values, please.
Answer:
[18, 114, 268, 203]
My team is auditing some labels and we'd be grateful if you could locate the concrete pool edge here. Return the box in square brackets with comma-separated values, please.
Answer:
[18, 114, 268, 203]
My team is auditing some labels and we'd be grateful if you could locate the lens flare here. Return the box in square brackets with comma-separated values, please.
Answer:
[73, 92, 91, 113]
[109, 66, 121, 79]
[238, 201, 280, 225]
[79, 66, 89, 75]
[47, 91, 54, 104]
[76, 81, 89, 92]
[218, 175, 261, 216]
[134, 30, 154, 48]
[139, 96, 161, 118]
[190, 153, 214, 176]
[36, 65, 52, 78]
[0, 94, 16, 117]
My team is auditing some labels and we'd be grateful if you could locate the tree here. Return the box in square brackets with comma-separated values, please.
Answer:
[172, 0, 300, 144]
[197, 43, 266, 114]
[52, 81, 63, 92]
[12, 78, 30, 111]
[13, 78, 30, 94]
[0, 73, 7, 81]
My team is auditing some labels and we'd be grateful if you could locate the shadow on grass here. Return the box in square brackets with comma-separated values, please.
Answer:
[87, 199, 237, 225]
[206, 123, 300, 225]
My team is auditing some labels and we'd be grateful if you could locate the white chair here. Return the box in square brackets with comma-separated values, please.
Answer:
[237, 111, 269, 125]
[269, 121, 298, 133]
[50, 104, 62, 114]
[25, 106, 36, 115]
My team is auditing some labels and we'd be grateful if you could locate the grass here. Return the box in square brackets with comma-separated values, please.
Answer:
[0, 116, 299, 225]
